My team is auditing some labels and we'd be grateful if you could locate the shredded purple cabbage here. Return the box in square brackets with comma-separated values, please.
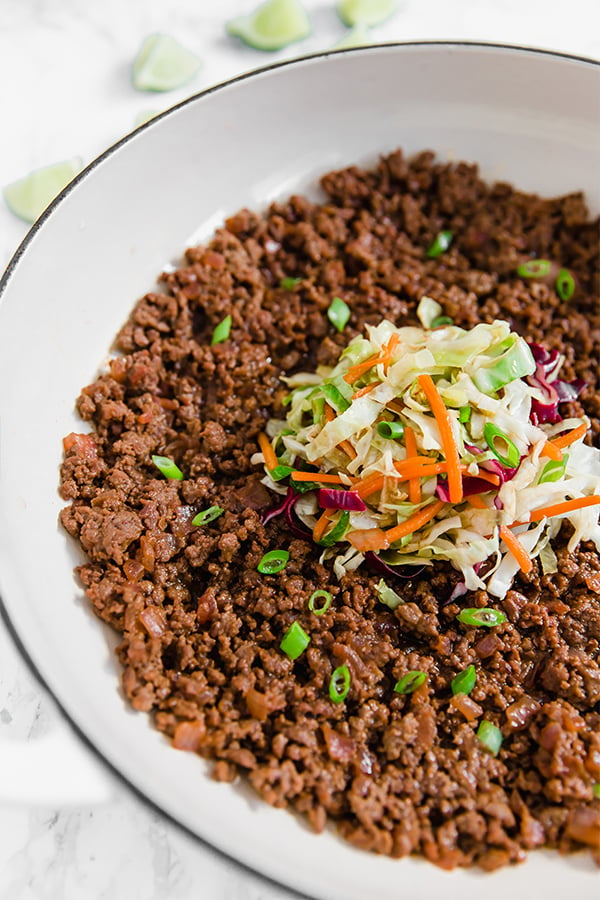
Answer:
[436, 476, 498, 502]
[260, 486, 312, 541]
[319, 488, 366, 512]
[364, 551, 425, 580]
[527, 342, 585, 425]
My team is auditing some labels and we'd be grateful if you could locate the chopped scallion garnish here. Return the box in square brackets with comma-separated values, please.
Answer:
[321, 383, 351, 413]
[317, 510, 350, 547]
[270, 464, 294, 481]
[457, 607, 506, 628]
[151, 455, 184, 480]
[426, 230, 453, 258]
[257, 549, 289, 574]
[459, 405, 472, 424]
[280, 276, 302, 290]
[308, 589, 332, 615]
[211, 314, 232, 345]
[516, 259, 551, 278]
[377, 420, 405, 440]
[329, 664, 351, 703]
[431, 315, 453, 328]
[394, 670, 427, 694]
[538, 455, 568, 484]
[483, 423, 520, 468]
[280, 621, 310, 660]
[451, 664, 476, 696]
[476, 720, 503, 755]
[192, 505, 224, 526]
[556, 268, 575, 301]
[327, 296, 351, 332]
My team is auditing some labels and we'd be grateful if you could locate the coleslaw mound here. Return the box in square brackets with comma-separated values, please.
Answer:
[257, 298, 600, 600]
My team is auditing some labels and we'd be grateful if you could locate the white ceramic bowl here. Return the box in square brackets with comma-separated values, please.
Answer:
[0, 43, 599, 900]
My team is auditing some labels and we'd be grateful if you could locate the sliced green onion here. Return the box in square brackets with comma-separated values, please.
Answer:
[280, 276, 302, 290]
[376, 578, 403, 610]
[132, 34, 202, 92]
[477, 720, 503, 756]
[211, 314, 232, 345]
[593, 783, 600, 799]
[556, 268, 575, 301]
[293, 478, 320, 493]
[3, 159, 82, 224]
[451, 664, 476, 696]
[538, 455, 568, 484]
[457, 607, 507, 628]
[192, 505, 224, 526]
[431, 315, 453, 328]
[227, 0, 311, 52]
[280, 621, 310, 660]
[327, 296, 351, 332]
[337, 0, 399, 27]
[318, 511, 350, 547]
[377, 420, 405, 440]
[516, 259, 551, 278]
[269, 465, 294, 481]
[308, 589, 332, 615]
[257, 549, 289, 574]
[483, 423, 521, 468]
[313, 396, 326, 424]
[394, 670, 427, 694]
[426, 230, 453, 259]
[151, 455, 183, 480]
[459, 405, 472, 424]
[329, 664, 351, 703]
[321, 383, 351, 413]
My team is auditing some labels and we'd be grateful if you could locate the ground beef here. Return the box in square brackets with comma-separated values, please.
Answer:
[59, 149, 600, 870]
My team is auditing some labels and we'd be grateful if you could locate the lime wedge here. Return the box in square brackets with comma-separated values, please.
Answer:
[3, 159, 82, 224]
[227, 0, 311, 51]
[132, 34, 201, 92]
[332, 24, 371, 48]
[337, 0, 399, 27]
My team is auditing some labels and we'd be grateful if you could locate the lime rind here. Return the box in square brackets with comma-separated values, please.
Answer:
[337, 0, 399, 28]
[3, 158, 82, 224]
[132, 34, 201, 92]
[332, 24, 371, 49]
[227, 0, 311, 52]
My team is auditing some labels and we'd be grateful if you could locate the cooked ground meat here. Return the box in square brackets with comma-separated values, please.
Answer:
[59, 149, 600, 870]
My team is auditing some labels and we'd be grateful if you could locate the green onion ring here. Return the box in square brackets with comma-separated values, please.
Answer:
[538, 455, 568, 484]
[516, 259, 551, 278]
[327, 296, 351, 332]
[257, 549, 290, 574]
[394, 670, 427, 695]
[451, 664, 476, 696]
[308, 589, 333, 615]
[192, 505, 224, 526]
[457, 607, 507, 628]
[280, 621, 310, 660]
[377, 420, 405, 440]
[483, 423, 521, 468]
[556, 268, 575, 301]
[477, 720, 503, 756]
[329, 664, 351, 703]
[151, 455, 184, 480]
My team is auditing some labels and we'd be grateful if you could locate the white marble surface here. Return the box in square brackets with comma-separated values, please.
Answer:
[0, 2, 598, 898]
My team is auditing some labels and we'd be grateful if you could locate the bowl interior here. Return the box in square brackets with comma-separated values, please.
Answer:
[0, 44, 598, 900]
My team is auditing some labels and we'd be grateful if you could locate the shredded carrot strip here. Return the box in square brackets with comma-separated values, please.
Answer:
[528, 495, 600, 522]
[499, 526, 533, 574]
[395, 462, 449, 481]
[403, 426, 421, 504]
[550, 422, 588, 451]
[540, 442, 563, 461]
[381, 333, 400, 372]
[324, 403, 335, 423]
[313, 509, 335, 543]
[339, 439, 357, 460]
[291, 472, 347, 484]
[385, 499, 446, 544]
[393, 455, 440, 473]
[352, 381, 381, 399]
[356, 473, 387, 499]
[258, 432, 278, 471]
[418, 374, 463, 504]
[348, 528, 390, 552]
[467, 495, 488, 509]
[460, 467, 501, 487]
[343, 353, 381, 384]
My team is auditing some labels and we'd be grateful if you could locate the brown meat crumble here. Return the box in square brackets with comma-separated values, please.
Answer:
[59, 149, 600, 870]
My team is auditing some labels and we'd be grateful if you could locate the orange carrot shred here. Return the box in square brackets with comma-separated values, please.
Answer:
[394, 461, 448, 481]
[352, 381, 381, 399]
[550, 422, 588, 451]
[528, 495, 600, 522]
[417, 374, 463, 504]
[403, 426, 421, 504]
[467, 495, 488, 509]
[339, 439, 357, 460]
[291, 471, 347, 484]
[356, 473, 387, 499]
[343, 353, 381, 384]
[499, 526, 533, 575]
[381, 333, 400, 372]
[324, 403, 335, 423]
[460, 467, 501, 487]
[385, 499, 446, 544]
[348, 528, 390, 552]
[540, 442, 563, 461]
[313, 509, 335, 543]
[258, 432, 278, 471]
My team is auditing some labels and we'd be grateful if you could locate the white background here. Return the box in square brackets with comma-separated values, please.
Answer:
[0, 1, 598, 898]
